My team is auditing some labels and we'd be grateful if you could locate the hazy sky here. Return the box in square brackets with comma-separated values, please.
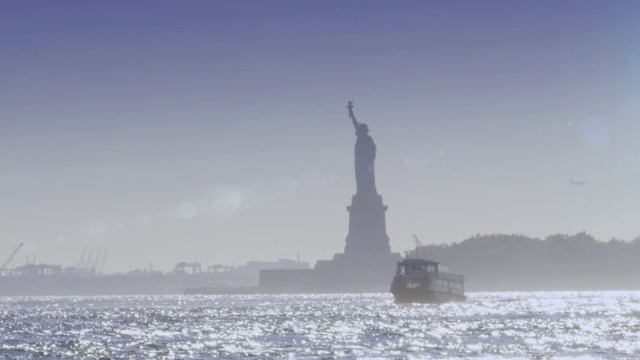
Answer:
[1, 1, 639, 273]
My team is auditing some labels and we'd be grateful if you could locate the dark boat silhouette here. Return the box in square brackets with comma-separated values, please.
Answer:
[390, 258, 466, 303]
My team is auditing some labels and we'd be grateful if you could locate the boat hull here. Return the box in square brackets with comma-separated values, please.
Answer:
[391, 287, 466, 304]
[390, 276, 466, 304]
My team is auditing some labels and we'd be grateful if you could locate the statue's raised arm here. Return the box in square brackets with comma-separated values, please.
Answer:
[346, 100, 377, 196]
[347, 100, 358, 130]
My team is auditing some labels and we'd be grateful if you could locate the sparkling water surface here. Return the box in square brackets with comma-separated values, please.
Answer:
[1, 291, 639, 359]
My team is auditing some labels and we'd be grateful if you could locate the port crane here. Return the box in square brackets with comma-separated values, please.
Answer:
[1, 243, 24, 274]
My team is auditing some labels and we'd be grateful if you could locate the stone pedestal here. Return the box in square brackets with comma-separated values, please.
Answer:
[344, 193, 391, 254]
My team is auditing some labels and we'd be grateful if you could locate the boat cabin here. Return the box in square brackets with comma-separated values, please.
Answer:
[396, 259, 449, 276]
[391, 258, 466, 303]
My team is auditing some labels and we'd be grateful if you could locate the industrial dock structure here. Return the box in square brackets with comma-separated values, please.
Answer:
[0, 244, 309, 296]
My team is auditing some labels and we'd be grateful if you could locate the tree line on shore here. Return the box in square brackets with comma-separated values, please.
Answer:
[413, 232, 640, 291]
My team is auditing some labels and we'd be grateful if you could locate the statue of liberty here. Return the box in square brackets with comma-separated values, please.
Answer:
[347, 101, 377, 195]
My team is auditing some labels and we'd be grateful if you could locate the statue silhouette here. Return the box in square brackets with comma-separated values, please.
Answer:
[348, 101, 377, 195]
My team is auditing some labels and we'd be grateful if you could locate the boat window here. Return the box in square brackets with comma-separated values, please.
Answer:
[400, 263, 443, 275]
[406, 265, 424, 275]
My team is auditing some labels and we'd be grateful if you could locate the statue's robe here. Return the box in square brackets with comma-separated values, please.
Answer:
[354, 131, 377, 195]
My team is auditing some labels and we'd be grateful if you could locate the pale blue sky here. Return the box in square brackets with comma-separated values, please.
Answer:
[1, 1, 639, 272]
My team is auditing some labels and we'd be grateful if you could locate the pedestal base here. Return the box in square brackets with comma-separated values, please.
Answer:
[345, 193, 391, 254]
[259, 252, 402, 293]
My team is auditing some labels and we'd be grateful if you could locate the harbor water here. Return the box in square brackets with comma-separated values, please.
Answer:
[1, 291, 639, 358]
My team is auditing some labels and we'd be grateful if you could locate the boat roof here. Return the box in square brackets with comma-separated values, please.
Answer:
[398, 258, 439, 265]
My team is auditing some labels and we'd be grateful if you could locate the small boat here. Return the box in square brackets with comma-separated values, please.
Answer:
[390, 258, 466, 303]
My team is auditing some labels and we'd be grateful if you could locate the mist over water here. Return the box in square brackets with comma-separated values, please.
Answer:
[1, 291, 638, 358]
